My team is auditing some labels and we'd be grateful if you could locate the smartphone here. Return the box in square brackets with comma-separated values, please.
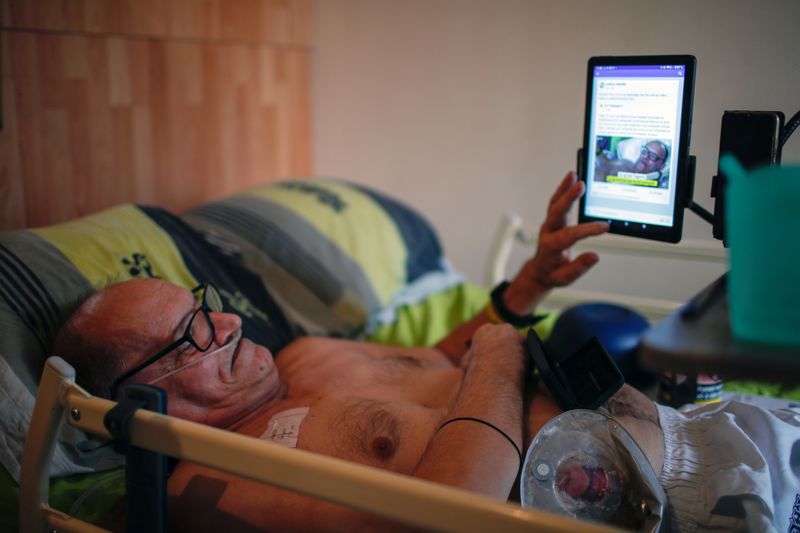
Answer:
[712, 111, 784, 244]
[578, 55, 697, 243]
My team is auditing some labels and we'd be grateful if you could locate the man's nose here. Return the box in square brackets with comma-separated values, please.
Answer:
[209, 312, 242, 345]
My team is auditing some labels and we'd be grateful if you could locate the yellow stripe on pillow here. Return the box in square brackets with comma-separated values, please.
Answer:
[246, 181, 408, 306]
[32, 205, 197, 290]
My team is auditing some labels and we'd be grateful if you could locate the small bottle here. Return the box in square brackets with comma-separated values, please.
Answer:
[658, 372, 723, 408]
[694, 373, 724, 403]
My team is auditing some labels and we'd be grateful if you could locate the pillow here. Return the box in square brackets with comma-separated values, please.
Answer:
[183, 179, 464, 338]
[0, 204, 293, 482]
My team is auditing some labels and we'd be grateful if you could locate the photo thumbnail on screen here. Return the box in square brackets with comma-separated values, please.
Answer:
[594, 136, 672, 188]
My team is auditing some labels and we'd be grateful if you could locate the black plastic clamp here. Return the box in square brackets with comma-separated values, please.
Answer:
[105, 397, 147, 455]
[103, 384, 168, 533]
[527, 330, 624, 411]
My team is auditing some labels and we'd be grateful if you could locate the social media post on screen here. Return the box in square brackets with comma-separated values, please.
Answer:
[584, 67, 686, 226]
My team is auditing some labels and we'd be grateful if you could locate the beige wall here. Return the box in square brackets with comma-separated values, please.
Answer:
[313, 0, 800, 305]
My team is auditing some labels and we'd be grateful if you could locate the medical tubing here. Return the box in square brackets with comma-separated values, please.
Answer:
[438, 417, 523, 465]
[68, 468, 125, 516]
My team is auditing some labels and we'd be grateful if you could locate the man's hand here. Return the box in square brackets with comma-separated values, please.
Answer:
[460, 324, 527, 380]
[434, 171, 608, 362]
[504, 172, 609, 314]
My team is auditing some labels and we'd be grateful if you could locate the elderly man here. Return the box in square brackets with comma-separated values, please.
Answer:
[54, 172, 618, 529]
[54, 172, 798, 531]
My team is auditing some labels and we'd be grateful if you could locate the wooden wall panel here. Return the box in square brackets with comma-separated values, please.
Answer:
[0, 32, 26, 228]
[0, 0, 312, 230]
[1, 0, 312, 45]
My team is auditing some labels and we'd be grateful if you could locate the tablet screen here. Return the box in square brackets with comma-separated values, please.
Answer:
[579, 56, 696, 242]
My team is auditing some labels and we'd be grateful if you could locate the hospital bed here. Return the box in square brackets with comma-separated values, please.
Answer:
[3, 179, 761, 532]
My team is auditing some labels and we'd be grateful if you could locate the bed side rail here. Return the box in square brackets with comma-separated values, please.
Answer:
[20, 356, 619, 533]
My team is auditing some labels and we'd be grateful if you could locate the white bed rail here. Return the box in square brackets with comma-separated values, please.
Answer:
[20, 357, 620, 533]
[485, 212, 728, 322]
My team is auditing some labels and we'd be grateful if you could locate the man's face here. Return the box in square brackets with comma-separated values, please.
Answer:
[102, 279, 283, 428]
[633, 142, 667, 173]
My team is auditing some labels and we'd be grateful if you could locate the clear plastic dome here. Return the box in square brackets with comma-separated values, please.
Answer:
[521, 409, 667, 531]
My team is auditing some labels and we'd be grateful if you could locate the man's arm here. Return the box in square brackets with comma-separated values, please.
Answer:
[436, 172, 609, 362]
[410, 324, 526, 496]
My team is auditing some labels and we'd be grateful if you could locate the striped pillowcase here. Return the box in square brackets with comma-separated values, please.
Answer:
[183, 179, 463, 338]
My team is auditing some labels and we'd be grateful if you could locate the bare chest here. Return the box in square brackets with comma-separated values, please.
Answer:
[235, 339, 463, 473]
[276, 338, 458, 402]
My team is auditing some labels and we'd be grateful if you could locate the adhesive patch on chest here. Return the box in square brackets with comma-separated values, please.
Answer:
[260, 407, 310, 448]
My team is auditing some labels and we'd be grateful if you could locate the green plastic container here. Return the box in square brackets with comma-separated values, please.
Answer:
[721, 155, 800, 347]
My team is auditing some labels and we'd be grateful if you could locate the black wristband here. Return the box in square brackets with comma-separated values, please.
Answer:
[438, 417, 523, 464]
[490, 281, 545, 328]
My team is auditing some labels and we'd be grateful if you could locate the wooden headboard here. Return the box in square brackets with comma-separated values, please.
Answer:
[0, 0, 312, 230]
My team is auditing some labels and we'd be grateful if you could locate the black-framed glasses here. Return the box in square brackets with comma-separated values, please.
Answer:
[110, 282, 224, 399]
[640, 146, 666, 162]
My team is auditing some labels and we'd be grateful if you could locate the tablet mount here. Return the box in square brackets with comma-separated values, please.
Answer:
[684, 155, 714, 224]
[691, 108, 800, 239]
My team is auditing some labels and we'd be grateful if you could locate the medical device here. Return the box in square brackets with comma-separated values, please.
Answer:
[578, 55, 697, 243]
[521, 410, 670, 532]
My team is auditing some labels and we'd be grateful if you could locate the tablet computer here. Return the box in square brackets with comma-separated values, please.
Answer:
[578, 55, 696, 243]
